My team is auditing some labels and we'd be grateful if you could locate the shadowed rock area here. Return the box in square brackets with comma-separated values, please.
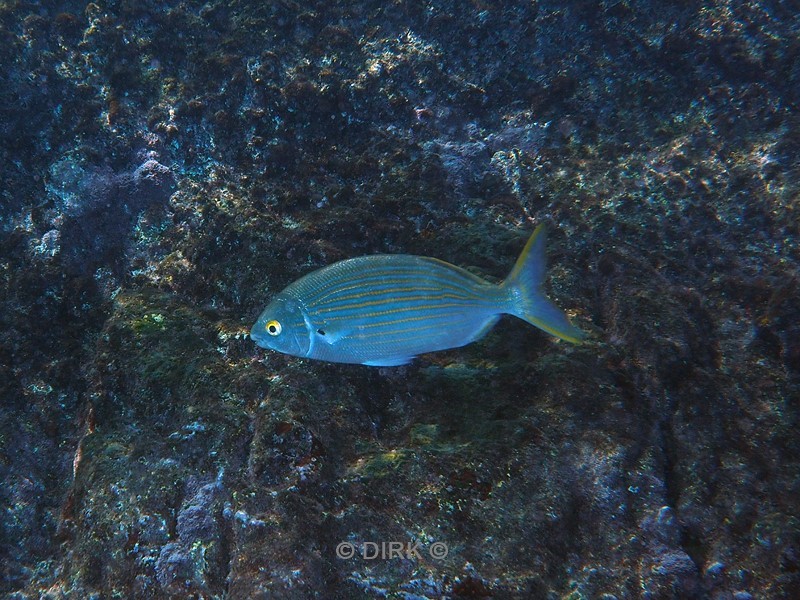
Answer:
[1, 1, 798, 598]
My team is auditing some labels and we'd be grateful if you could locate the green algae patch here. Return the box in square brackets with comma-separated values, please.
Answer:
[130, 312, 168, 334]
[409, 423, 439, 446]
[350, 448, 410, 479]
[89, 288, 230, 425]
[408, 422, 471, 456]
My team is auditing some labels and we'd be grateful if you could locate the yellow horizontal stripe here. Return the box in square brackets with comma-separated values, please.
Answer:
[348, 309, 478, 330]
[297, 263, 439, 298]
[314, 288, 480, 311]
[311, 284, 454, 309]
[351, 315, 472, 340]
[313, 292, 479, 316]
[321, 301, 477, 323]
[308, 271, 485, 307]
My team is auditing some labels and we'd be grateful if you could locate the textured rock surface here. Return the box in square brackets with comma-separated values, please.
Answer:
[1, 1, 798, 598]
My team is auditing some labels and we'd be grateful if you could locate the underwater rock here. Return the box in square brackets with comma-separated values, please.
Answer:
[427, 122, 550, 199]
[44, 152, 175, 274]
[155, 477, 227, 595]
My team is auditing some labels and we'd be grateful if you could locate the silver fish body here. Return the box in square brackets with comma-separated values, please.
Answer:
[251, 225, 584, 366]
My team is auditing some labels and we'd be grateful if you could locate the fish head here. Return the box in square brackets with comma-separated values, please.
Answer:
[250, 294, 311, 358]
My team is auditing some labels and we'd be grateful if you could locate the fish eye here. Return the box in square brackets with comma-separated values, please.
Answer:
[265, 320, 282, 336]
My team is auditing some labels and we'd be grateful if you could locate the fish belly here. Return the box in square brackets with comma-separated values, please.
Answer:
[311, 305, 500, 365]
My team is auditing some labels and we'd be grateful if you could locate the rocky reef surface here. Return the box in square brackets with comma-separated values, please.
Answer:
[1, 1, 798, 598]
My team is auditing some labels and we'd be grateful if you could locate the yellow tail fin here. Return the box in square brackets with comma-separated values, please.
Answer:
[502, 225, 585, 343]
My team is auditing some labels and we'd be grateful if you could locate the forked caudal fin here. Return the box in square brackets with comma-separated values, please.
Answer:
[501, 224, 586, 343]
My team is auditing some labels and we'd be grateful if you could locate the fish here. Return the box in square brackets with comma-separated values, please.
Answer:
[250, 225, 585, 366]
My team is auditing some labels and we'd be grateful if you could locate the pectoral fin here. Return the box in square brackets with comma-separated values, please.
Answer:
[314, 324, 349, 345]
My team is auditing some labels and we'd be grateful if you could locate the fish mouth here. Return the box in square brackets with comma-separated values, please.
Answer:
[249, 322, 270, 349]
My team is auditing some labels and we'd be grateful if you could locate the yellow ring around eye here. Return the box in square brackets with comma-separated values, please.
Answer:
[265, 320, 282, 336]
